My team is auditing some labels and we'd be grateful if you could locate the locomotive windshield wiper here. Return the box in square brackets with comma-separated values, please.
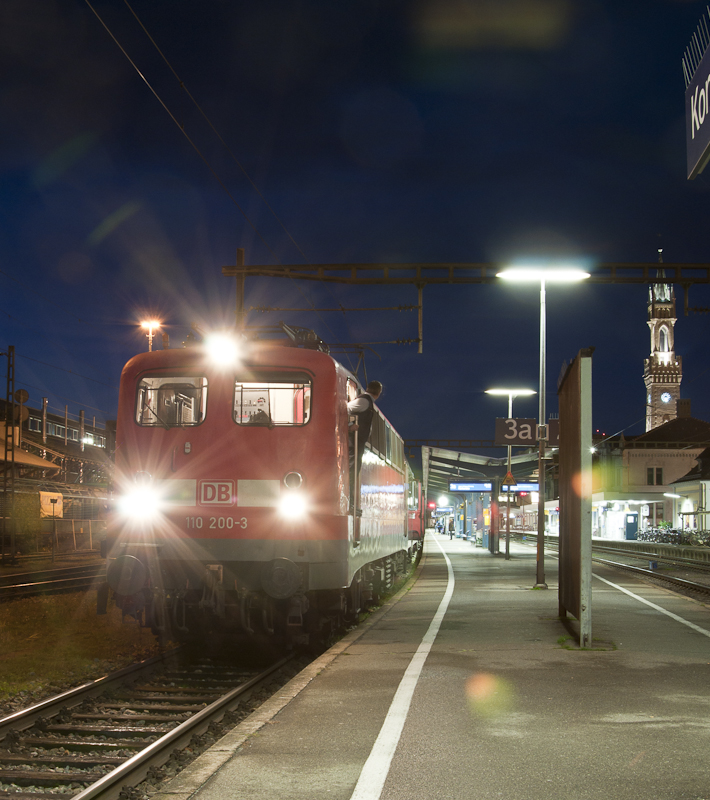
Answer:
[144, 405, 170, 430]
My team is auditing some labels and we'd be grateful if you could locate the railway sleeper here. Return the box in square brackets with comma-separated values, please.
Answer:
[70, 713, 187, 723]
[0, 770, 96, 786]
[41, 724, 168, 736]
[98, 703, 204, 713]
[16, 737, 144, 751]
[0, 755, 126, 768]
[112, 692, 220, 702]
[0, 793, 70, 800]
[130, 685, 223, 694]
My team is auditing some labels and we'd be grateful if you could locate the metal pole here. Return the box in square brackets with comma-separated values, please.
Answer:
[51, 498, 57, 563]
[1, 349, 7, 563]
[536, 280, 548, 588]
[236, 248, 246, 328]
[505, 394, 512, 560]
[8, 347, 16, 564]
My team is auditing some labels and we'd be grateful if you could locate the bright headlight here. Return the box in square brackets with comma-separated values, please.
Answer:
[117, 486, 163, 521]
[205, 333, 240, 366]
[278, 492, 308, 519]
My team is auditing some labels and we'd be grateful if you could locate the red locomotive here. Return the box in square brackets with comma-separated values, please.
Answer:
[100, 328, 421, 645]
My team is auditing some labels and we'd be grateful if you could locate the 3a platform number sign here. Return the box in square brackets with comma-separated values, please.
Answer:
[494, 418, 560, 446]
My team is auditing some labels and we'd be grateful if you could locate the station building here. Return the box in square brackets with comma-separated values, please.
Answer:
[588, 414, 710, 538]
[0, 396, 114, 554]
[666, 446, 710, 531]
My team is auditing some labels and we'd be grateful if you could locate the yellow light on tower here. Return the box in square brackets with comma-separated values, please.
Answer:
[140, 320, 161, 352]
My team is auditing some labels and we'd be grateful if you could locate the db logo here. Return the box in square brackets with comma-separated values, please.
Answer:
[199, 481, 235, 506]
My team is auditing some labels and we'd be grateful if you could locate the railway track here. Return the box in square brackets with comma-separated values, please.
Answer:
[513, 533, 710, 598]
[0, 565, 105, 602]
[0, 648, 294, 800]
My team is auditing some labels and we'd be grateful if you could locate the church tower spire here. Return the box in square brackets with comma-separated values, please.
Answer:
[643, 248, 682, 431]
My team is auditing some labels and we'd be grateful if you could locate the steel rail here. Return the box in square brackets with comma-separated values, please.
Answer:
[513, 533, 710, 595]
[0, 565, 105, 600]
[0, 564, 104, 587]
[0, 650, 182, 741]
[591, 557, 710, 595]
[69, 655, 292, 800]
[587, 543, 710, 573]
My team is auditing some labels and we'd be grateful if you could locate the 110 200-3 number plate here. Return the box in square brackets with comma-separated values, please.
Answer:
[186, 516, 248, 530]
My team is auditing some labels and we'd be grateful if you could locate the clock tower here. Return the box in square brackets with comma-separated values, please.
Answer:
[643, 250, 682, 431]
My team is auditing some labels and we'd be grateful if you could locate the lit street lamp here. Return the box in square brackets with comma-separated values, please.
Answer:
[485, 387, 536, 560]
[140, 320, 161, 352]
[497, 266, 590, 587]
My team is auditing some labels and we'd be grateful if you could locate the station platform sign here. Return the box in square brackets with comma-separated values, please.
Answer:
[448, 481, 539, 493]
[502, 482, 539, 493]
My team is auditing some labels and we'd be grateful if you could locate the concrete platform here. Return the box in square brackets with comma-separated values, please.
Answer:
[152, 532, 710, 800]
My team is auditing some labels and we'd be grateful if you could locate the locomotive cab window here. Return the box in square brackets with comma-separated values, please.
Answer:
[136, 376, 208, 427]
[234, 373, 312, 426]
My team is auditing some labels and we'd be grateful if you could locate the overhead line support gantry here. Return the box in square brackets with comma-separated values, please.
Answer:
[222, 261, 710, 353]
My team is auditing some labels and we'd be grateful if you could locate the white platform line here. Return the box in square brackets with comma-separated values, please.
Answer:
[349, 535, 455, 800]
[593, 573, 710, 639]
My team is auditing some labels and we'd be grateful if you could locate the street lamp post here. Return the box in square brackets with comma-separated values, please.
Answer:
[485, 388, 536, 560]
[140, 320, 161, 352]
[497, 267, 590, 587]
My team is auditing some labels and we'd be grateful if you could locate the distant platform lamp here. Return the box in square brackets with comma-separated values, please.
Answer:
[485, 388, 536, 560]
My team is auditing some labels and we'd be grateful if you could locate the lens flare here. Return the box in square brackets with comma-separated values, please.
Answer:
[205, 333, 240, 366]
[278, 492, 308, 519]
[117, 486, 163, 522]
[465, 673, 516, 718]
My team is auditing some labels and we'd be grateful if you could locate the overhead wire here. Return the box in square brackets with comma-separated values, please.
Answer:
[17, 354, 119, 389]
[112, 0, 361, 371]
[0, 268, 120, 337]
[13, 379, 113, 419]
[82, 0, 285, 265]
[0, 306, 120, 387]
[121, 0, 311, 267]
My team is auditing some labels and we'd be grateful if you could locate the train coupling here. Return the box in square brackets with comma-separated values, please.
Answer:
[287, 594, 309, 627]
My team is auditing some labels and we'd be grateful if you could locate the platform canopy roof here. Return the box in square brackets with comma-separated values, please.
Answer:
[422, 446, 539, 499]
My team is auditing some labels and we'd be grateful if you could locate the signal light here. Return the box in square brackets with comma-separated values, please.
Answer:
[427, 501, 436, 509]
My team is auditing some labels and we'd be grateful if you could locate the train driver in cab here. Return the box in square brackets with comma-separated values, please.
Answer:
[247, 396, 271, 425]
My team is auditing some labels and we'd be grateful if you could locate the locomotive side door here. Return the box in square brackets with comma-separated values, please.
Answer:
[346, 379, 361, 537]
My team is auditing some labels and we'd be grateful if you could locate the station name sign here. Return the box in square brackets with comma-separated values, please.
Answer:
[494, 418, 559, 446]
[448, 481, 539, 493]
[449, 482, 492, 492]
[687, 38, 710, 179]
[501, 482, 539, 493]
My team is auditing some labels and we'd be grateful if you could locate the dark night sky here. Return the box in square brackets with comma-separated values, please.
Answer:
[2, 0, 710, 446]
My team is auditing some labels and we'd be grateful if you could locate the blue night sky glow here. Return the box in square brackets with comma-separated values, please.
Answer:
[2, 0, 710, 446]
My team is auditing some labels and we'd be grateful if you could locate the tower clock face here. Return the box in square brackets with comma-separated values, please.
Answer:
[661, 392, 672, 403]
